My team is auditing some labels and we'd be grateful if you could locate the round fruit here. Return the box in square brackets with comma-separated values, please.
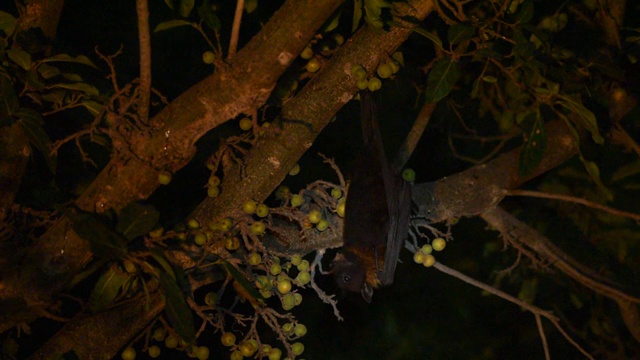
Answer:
[195, 346, 210, 360]
[243, 200, 257, 214]
[121, 347, 136, 360]
[390, 60, 400, 74]
[291, 342, 305, 356]
[420, 244, 433, 255]
[152, 327, 165, 341]
[224, 236, 240, 251]
[413, 251, 426, 264]
[202, 51, 215, 64]
[239, 117, 253, 131]
[333, 33, 345, 45]
[294, 324, 307, 337]
[255, 275, 271, 290]
[308, 210, 322, 224]
[294, 292, 303, 305]
[316, 219, 329, 231]
[423, 254, 436, 267]
[282, 322, 294, 334]
[336, 201, 346, 217]
[297, 260, 310, 272]
[296, 271, 311, 285]
[123, 260, 137, 274]
[248, 252, 262, 265]
[207, 186, 220, 198]
[270, 263, 282, 276]
[291, 194, 304, 207]
[208, 175, 221, 187]
[251, 221, 266, 235]
[356, 78, 369, 90]
[402, 168, 416, 182]
[256, 204, 269, 217]
[288, 164, 300, 176]
[432, 238, 446, 251]
[218, 218, 232, 231]
[300, 47, 313, 59]
[268, 348, 282, 360]
[188, 218, 200, 229]
[331, 188, 342, 199]
[230, 351, 243, 360]
[275, 186, 290, 200]
[290, 254, 302, 266]
[306, 58, 321, 73]
[351, 64, 365, 79]
[239, 341, 257, 357]
[204, 292, 217, 307]
[282, 293, 296, 310]
[148, 345, 161, 358]
[221, 332, 236, 347]
[261, 344, 272, 354]
[165, 335, 178, 349]
[194, 233, 207, 245]
[158, 171, 172, 185]
[368, 77, 382, 92]
[377, 63, 393, 78]
[277, 279, 292, 294]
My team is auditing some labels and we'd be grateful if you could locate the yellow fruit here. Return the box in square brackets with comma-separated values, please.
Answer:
[306, 58, 321, 73]
[432, 238, 446, 251]
[202, 51, 215, 64]
[308, 210, 322, 224]
[239, 117, 253, 131]
[368, 77, 382, 92]
[413, 251, 426, 264]
[300, 47, 314, 60]
[158, 171, 172, 185]
[423, 254, 436, 267]
[121, 347, 136, 360]
[277, 279, 292, 294]
[221, 332, 236, 347]
[243, 200, 257, 214]
[377, 63, 393, 78]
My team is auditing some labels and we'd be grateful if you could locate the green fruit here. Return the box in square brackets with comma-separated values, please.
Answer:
[368, 77, 382, 92]
[148, 345, 161, 358]
[275, 186, 290, 200]
[336, 201, 345, 217]
[377, 63, 393, 78]
[224, 236, 240, 251]
[255, 275, 271, 290]
[256, 204, 269, 217]
[208, 175, 221, 187]
[204, 291, 218, 306]
[290, 254, 302, 266]
[248, 252, 262, 265]
[219, 218, 232, 231]
[294, 292, 303, 305]
[413, 251, 426, 264]
[294, 324, 307, 337]
[300, 46, 314, 59]
[316, 219, 329, 231]
[423, 254, 436, 267]
[297, 260, 310, 272]
[121, 347, 136, 360]
[230, 351, 243, 360]
[196, 346, 210, 360]
[270, 263, 282, 276]
[123, 260, 137, 274]
[202, 51, 215, 64]
[221, 332, 236, 347]
[333, 33, 345, 45]
[239, 341, 257, 357]
[351, 64, 366, 80]
[356, 78, 369, 90]
[165, 335, 178, 349]
[152, 327, 165, 341]
[402, 168, 416, 182]
[188, 218, 200, 229]
[207, 186, 220, 198]
[277, 279, 292, 294]
[194, 233, 207, 245]
[158, 171, 172, 185]
[268, 348, 282, 360]
[288, 163, 300, 176]
[331, 188, 342, 199]
[239, 117, 253, 130]
[251, 221, 266, 235]
[296, 271, 311, 285]
[432, 238, 446, 251]
[291, 194, 304, 207]
[308, 210, 322, 224]
[282, 293, 296, 310]
[306, 58, 321, 73]
[282, 322, 294, 334]
[389, 60, 400, 74]
[291, 342, 305, 356]
[243, 200, 257, 214]
[420, 244, 433, 255]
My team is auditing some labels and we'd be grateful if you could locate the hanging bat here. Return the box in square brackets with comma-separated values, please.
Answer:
[332, 90, 412, 302]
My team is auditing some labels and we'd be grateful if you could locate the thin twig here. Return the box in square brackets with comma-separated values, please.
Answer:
[228, 0, 244, 59]
[505, 189, 640, 223]
[535, 313, 551, 360]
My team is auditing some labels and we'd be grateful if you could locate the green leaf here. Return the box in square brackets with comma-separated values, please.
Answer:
[221, 261, 264, 304]
[81, 100, 104, 116]
[179, 0, 195, 18]
[159, 271, 195, 344]
[17, 108, 57, 174]
[447, 23, 475, 45]
[42, 53, 98, 69]
[37, 63, 61, 79]
[50, 82, 99, 96]
[88, 265, 130, 313]
[198, 0, 221, 31]
[164, 0, 175, 10]
[556, 95, 604, 144]
[0, 77, 20, 121]
[68, 207, 128, 259]
[611, 160, 640, 183]
[154, 19, 194, 33]
[353, 0, 363, 33]
[62, 73, 83, 82]
[41, 90, 66, 104]
[425, 57, 460, 103]
[150, 248, 176, 279]
[579, 156, 613, 201]
[26, 69, 45, 91]
[7, 48, 32, 70]
[518, 112, 547, 177]
[116, 202, 160, 241]
[0, 11, 16, 36]
[515, 0, 534, 24]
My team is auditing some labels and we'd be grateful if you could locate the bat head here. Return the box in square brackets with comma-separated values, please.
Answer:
[332, 251, 374, 302]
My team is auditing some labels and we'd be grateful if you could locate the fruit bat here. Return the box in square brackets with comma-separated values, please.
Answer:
[332, 90, 412, 302]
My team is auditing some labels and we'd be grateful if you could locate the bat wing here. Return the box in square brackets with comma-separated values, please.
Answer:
[380, 175, 411, 286]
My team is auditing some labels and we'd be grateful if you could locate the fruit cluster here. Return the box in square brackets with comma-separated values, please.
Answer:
[413, 237, 447, 267]
[351, 52, 403, 92]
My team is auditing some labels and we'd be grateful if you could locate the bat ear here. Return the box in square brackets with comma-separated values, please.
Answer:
[361, 283, 373, 303]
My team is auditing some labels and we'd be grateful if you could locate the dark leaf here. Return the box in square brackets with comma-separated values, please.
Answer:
[154, 19, 193, 33]
[116, 202, 160, 241]
[26, 69, 45, 91]
[0, 77, 19, 122]
[518, 112, 546, 177]
[50, 82, 99, 96]
[7, 48, 31, 70]
[179, 0, 195, 18]
[42, 53, 98, 69]
[425, 57, 460, 103]
[68, 207, 128, 259]
[447, 22, 475, 45]
[88, 264, 130, 313]
[515, 0, 534, 24]
[556, 95, 604, 144]
[221, 261, 264, 304]
[37, 63, 61, 79]
[198, 0, 221, 31]
[0, 10, 16, 36]
[160, 271, 195, 344]
[17, 108, 57, 174]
